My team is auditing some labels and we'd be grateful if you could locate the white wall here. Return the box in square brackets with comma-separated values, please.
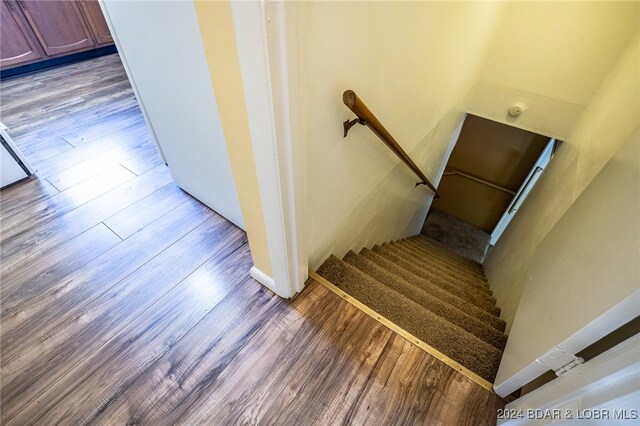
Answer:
[289, 1, 507, 269]
[465, 1, 639, 140]
[495, 129, 639, 395]
[484, 30, 640, 333]
[101, 0, 244, 229]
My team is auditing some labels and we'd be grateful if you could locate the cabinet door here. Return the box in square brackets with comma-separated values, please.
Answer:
[0, 0, 43, 68]
[78, 0, 113, 46]
[17, 0, 95, 56]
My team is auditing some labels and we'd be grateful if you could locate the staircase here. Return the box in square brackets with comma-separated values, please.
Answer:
[316, 234, 506, 383]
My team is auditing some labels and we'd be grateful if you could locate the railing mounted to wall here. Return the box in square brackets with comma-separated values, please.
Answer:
[342, 90, 439, 197]
[442, 169, 516, 196]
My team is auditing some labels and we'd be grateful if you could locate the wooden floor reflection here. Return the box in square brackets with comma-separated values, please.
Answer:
[0, 54, 503, 425]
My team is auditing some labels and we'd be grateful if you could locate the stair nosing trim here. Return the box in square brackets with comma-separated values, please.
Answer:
[310, 271, 496, 393]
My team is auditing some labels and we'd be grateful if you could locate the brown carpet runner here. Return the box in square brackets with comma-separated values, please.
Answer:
[316, 234, 507, 383]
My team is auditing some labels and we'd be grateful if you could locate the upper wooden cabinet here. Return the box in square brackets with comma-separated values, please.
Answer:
[18, 0, 95, 56]
[0, 0, 43, 68]
[78, 0, 113, 46]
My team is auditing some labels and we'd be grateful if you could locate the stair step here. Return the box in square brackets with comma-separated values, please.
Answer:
[343, 251, 507, 349]
[410, 235, 486, 270]
[412, 235, 485, 272]
[375, 245, 498, 309]
[317, 255, 503, 382]
[391, 241, 490, 290]
[371, 246, 499, 315]
[384, 243, 492, 294]
[360, 248, 505, 331]
[403, 240, 487, 283]
[403, 238, 488, 280]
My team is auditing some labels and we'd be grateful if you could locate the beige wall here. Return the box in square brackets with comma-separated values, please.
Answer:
[108, 0, 639, 297]
[289, 1, 507, 269]
[485, 31, 640, 332]
[294, 1, 639, 270]
[496, 129, 639, 387]
[465, 1, 639, 140]
[194, 1, 273, 277]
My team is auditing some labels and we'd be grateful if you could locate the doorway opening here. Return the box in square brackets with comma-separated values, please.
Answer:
[0, 53, 164, 186]
[0, 0, 163, 191]
[422, 114, 558, 263]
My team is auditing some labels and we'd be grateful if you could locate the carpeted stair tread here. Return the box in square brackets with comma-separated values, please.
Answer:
[403, 239, 488, 280]
[390, 241, 489, 289]
[404, 240, 488, 281]
[397, 241, 489, 287]
[377, 245, 497, 306]
[410, 235, 486, 272]
[400, 244, 489, 290]
[384, 243, 494, 298]
[411, 236, 486, 272]
[317, 256, 502, 382]
[360, 248, 505, 331]
[413, 233, 485, 265]
[343, 251, 507, 349]
[391, 242, 491, 290]
[372, 246, 500, 315]
[409, 234, 484, 266]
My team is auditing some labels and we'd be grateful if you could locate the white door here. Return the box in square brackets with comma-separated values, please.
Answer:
[99, 1, 244, 229]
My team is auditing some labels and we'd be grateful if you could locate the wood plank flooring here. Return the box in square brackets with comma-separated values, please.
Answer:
[0, 54, 504, 425]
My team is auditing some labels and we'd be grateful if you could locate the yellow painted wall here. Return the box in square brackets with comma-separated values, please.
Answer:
[194, 1, 273, 277]
[465, 1, 640, 139]
[189, 0, 639, 299]
[288, 1, 507, 268]
[482, 1, 639, 105]
[485, 31, 640, 332]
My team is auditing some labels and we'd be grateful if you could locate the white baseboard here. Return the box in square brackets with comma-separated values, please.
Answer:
[250, 266, 280, 296]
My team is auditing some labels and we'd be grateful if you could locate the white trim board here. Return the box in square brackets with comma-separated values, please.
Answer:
[495, 291, 640, 397]
[250, 267, 278, 295]
[499, 334, 640, 425]
[230, 1, 307, 298]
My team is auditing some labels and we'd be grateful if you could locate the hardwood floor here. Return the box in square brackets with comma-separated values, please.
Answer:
[0, 54, 504, 425]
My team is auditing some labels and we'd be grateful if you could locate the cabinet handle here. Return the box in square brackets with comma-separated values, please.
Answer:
[4, 0, 15, 12]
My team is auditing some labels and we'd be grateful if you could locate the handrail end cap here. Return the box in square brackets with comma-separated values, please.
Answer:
[343, 90, 356, 107]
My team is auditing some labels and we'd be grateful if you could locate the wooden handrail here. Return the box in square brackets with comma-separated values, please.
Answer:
[342, 90, 439, 197]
